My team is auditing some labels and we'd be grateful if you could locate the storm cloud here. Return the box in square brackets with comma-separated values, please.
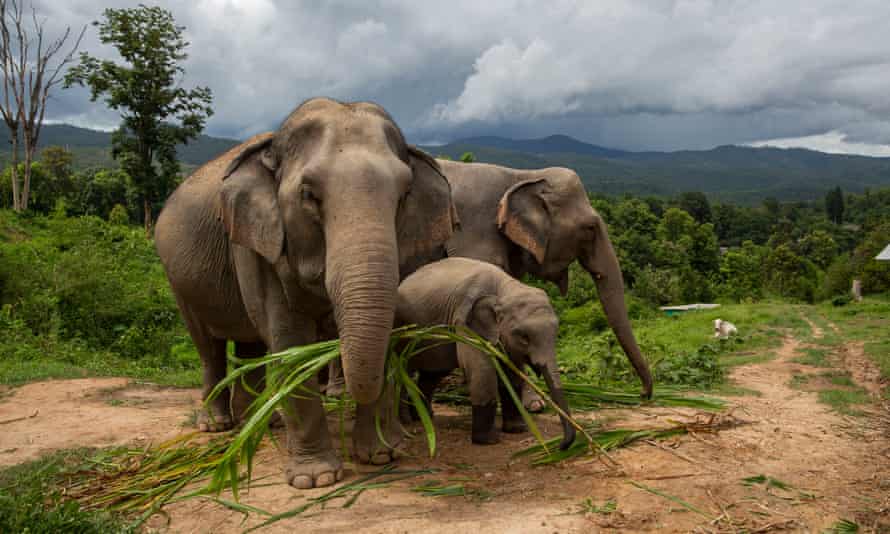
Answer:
[36, 1, 890, 153]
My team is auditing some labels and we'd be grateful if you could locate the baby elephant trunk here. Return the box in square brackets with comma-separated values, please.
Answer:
[536, 362, 576, 451]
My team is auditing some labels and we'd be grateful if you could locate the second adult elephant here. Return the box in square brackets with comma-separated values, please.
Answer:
[439, 159, 654, 404]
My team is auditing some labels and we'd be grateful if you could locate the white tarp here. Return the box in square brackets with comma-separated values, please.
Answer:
[877, 244, 890, 261]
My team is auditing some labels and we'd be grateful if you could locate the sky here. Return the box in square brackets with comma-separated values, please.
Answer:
[36, 1, 890, 156]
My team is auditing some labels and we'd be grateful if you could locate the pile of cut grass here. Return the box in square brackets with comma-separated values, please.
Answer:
[26, 325, 735, 526]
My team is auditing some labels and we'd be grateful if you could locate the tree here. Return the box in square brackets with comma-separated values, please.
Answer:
[65, 5, 213, 234]
[825, 186, 845, 225]
[798, 229, 838, 269]
[677, 191, 712, 224]
[0, 0, 84, 211]
[460, 151, 475, 163]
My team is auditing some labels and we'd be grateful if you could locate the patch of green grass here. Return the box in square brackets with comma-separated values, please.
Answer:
[790, 374, 810, 389]
[794, 347, 832, 367]
[0, 448, 136, 533]
[820, 295, 890, 385]
[818, 389, 870, 416]
[720, 351, 775, 368]
[822, 372, 856, 387]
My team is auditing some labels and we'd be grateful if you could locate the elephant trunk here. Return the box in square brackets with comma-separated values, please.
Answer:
[326, 224, 399, 405]
[536, 362, 575, 451]
[580, 225, 654, 399]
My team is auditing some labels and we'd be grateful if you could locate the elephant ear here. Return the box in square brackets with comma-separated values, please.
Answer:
[218, 134, 284, 265]
[397, 146, 461, 276]
[456, 294, 500, 342]
[497, 178, 551, 264]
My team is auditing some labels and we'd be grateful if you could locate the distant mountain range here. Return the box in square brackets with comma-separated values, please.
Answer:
[6, 125, 890, 204]
[422, 134, 890, 204]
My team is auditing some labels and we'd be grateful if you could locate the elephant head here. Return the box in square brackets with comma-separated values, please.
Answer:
[218, 98, 458, 404]
[496, 170, 654, 398]
[464, 287, 576, 450]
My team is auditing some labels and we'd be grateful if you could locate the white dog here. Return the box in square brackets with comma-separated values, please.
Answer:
[714, 319, 737, 339]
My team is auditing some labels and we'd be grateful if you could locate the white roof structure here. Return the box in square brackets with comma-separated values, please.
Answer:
[877, 244, 890, 261]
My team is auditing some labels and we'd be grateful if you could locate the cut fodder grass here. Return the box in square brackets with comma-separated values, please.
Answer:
[561, 383, 725, 411]
[411, 480, 492, 501]
[203, 325, 585, 498]
[56, 433, 239, 528]
[514, 413, 744, 466]
[241, 465, 434, 532]
[424, 381, 726, 411]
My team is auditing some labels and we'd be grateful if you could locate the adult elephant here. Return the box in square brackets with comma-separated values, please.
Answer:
[438, 159, 653, 405]
[154, 98, 458, 489]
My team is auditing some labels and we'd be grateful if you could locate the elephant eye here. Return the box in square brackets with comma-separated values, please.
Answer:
[513, 329, 530, 347]
[301, 187, 321, 212]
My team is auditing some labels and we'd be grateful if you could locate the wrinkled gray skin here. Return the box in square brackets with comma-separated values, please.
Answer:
[395, 258, 576, 449]
[327, 160, 655, 407]
[440, 160, 653, 407]
[154, 98, 458, 489]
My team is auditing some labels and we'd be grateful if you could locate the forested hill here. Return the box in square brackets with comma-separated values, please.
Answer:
[8, 125, 890, 203]
[1, 124, 240, 170]
[422, 135, 890, 204]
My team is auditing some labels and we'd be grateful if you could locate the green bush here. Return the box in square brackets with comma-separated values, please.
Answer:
[0, 210, 196, 384]
[632, 265, 680, 306]
[108, 203, 129, 225]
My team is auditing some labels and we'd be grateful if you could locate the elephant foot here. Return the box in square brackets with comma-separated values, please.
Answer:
[502, 418, 528, 434]
[197, 409, 234, 432]
[353, 434, 403, 465]
[284, 450, 344, 489]
[268, 410, 285, 428]
[325, 378, 346, 397]
[471, 430, 500, 445]
[522, 387, 546, 413]
[353, 416, 404, 465]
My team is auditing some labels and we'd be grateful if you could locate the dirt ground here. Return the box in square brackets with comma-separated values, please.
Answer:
[1, 321, 888, 533]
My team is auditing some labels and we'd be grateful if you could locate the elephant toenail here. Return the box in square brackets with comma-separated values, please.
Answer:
[290, 475, 313, 489]
[316, 472, 337, 487]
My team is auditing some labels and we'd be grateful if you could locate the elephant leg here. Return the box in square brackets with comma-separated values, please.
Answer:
[399, 369, 446, 424]
[233, 249, 342, 489]
[271, 323, 344, 489]
[353, 382, 403, 465]
[500, 370, 529, 434]
[417, 370, 446, 419]
[178, 302, 232, 432]
[458, 345, 500, 445]
[325, 357, 346, 397]
[230, 341, 284, 428]
[521, 381, 546, 413]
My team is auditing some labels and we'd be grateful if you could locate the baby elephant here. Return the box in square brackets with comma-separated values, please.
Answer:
[396, 257, 575, 450]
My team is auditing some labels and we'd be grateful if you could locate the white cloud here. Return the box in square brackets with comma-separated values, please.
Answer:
[29, 1, 890, 152]
[747, 130, 890, 158]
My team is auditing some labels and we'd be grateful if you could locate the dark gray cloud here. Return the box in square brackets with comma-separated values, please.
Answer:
[34, 1, 890, 154]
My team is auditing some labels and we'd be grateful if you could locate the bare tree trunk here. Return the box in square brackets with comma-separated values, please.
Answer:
[9, 130, 20, 210]
[0, 0, 84, 212]
[21, 138, 32, 210]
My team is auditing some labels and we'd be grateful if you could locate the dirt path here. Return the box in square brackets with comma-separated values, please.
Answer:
[0, 378, 199, 467]
[2, 319, 888, 532]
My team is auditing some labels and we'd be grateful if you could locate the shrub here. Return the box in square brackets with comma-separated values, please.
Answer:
[0, 211, 182, 361]
[632, 265, 680, 306]
[108, 203, 129, 225]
